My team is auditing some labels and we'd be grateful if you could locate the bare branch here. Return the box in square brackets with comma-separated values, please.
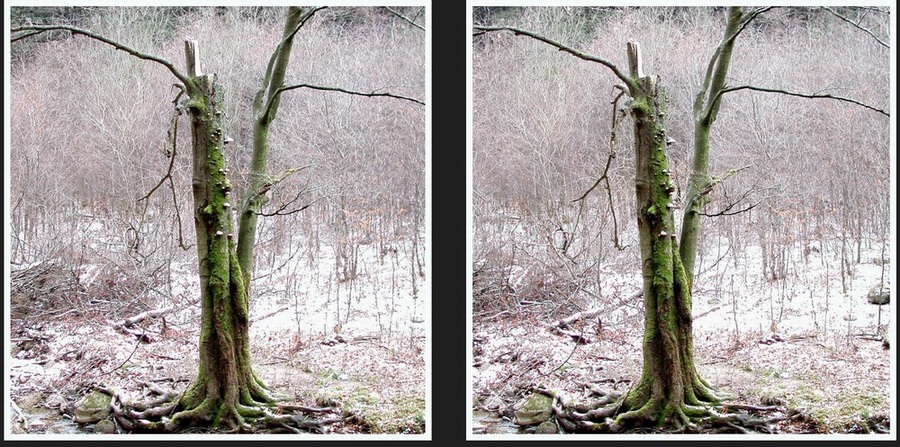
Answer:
[694, 6, 775, 118]
[10, 29, 43, 43]
[821, 7, 889, 48]
[252, 165, 313, 200]
[700, 201, 758, 218]
[284, 84, 423, 105]
[257, 195, 324, 217]
[255, 6, 327, 123]
[138, 105, 182, 203]
[282, 6, 328, 47]
[383, 7, 425, 31]
[11, 24, 192, 88]
[264, 83, 424, 121]
[712, 85, 889, 118]
[473, 25, 638, 93]
[855, 6, 890, 14]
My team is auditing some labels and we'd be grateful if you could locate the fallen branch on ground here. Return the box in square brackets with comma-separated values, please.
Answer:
[118, 307, 173, 328]
[251, 306, 289, 324]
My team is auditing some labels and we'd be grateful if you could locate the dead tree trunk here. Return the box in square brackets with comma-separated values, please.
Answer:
[160, 42, 275, 431]
[613, 42, 718, 430]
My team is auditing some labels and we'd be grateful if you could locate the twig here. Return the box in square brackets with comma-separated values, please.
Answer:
[383, 7, 425, 31]
[251, 306, 290, 323]
[692, 305, 723, 320]
[821, 7, 889, 48]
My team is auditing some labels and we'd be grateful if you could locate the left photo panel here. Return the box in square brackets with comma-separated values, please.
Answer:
[6, 5, 428, 438]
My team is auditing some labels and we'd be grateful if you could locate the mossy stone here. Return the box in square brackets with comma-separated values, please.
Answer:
[73, 390, 111, 424]
[535, 419, 557, 434]
[94, 419, 116, 434]
[513, 393, 553, 426]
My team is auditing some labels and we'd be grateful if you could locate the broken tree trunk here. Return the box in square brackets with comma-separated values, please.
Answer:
[610, 40, 720, 430]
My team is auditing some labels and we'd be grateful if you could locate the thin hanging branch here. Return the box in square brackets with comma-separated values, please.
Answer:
[821, 6, 889, 48]
[710, 85, 890, 119]
[11, 24, 192, 88]
[137, 101, 192, 250]
[138, 106, 183, 203]
[383, 7, 425, 31]
[168, 177, 191, 250]
[473, 25, 638, 93]
[572, 88, 624, 203]
[572, 87, 627, 250]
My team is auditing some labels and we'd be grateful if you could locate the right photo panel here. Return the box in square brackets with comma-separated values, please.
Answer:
[470, 5, 894, 439]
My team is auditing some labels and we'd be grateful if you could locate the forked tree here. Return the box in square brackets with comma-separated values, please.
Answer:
[12, 6, 424, 433]
[475, 6, 888, 432]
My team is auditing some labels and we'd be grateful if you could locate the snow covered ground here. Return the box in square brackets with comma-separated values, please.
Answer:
[472, 239, 892, 433]
[8, 232, 427, 434]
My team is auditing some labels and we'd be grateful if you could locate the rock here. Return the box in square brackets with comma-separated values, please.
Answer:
[482, 396, 504, 411]
[513, 393, 553, 426]
[19, 392, 44, 411]
[74, 390, 112, 424]
[535, 420, 557, 434]
[45, 394, 67, 414]
[867, 284, 890, 305]
[28, 419, 47, 431]
[94, 419, 116, 434]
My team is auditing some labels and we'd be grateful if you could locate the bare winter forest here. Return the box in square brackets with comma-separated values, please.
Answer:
[8, 6, 425, 435]
[472, 6, 892, 435]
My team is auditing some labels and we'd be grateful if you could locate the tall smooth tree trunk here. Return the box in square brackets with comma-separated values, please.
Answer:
[615, 42, 717, 429]
[236, 6, 305, 289]
[680, 7, 743, 291]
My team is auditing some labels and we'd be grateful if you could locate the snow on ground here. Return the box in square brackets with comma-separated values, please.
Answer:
[472, 239, 891, 433]
[9, 234, 426, 434]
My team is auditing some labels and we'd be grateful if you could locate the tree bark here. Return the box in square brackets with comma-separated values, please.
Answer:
[680, 7, 744, 292]
[164, 43, 274, 431]
[236, 6, 306, 290]
[615, 42, 718, 430]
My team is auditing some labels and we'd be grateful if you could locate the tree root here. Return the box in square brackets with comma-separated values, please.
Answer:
[532, 386, 786, 434]
[95, 384, 344, 434]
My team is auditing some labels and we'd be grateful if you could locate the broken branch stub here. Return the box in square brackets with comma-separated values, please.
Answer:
[184, 40, 201, 77]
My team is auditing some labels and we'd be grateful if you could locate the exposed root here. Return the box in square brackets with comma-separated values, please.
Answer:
[95, 383, 343, 434]
[531, 385, 785, 434]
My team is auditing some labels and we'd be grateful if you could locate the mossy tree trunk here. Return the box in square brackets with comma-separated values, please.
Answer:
[612, 42, 718, 430]
[155, 41, 276, 431]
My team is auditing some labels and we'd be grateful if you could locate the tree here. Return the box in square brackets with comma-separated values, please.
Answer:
[12, 6, 424, 433]
[474, 6, 888, 432]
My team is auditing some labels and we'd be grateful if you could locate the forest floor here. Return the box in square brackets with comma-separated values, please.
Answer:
[472, 241, 892, 435]
[8, 238, 426, 435]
